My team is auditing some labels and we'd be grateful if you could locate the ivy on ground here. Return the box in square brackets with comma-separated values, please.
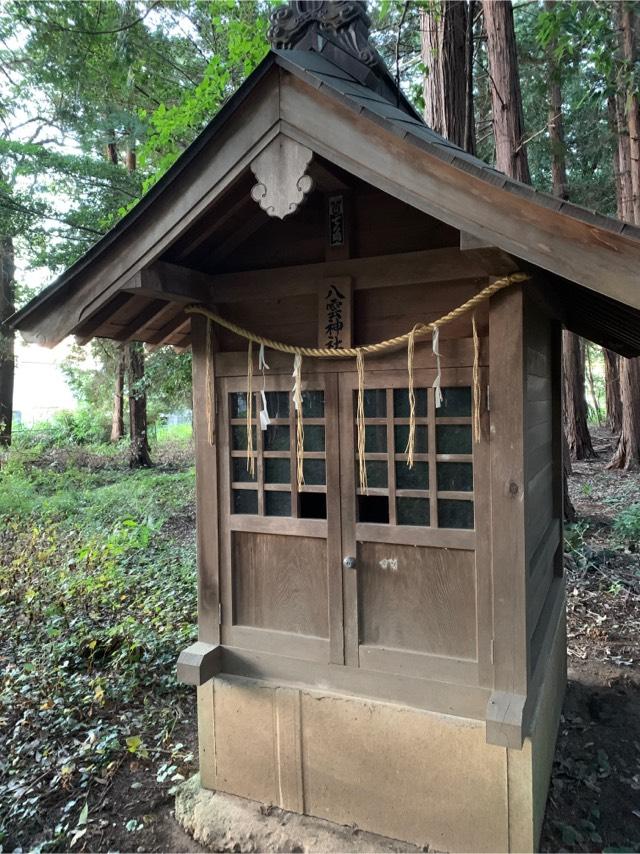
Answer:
[0, 445, 197, 850]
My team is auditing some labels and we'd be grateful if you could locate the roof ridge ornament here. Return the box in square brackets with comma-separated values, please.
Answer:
[268, 1, 377, 67]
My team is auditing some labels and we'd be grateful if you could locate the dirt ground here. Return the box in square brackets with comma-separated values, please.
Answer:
[74, 430, 640, 853]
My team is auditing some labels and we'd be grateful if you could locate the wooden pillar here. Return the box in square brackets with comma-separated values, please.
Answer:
[191, 313, 220, 646]
[486, 284, 528, 747]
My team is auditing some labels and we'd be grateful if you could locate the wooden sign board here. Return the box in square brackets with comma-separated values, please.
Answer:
[317, 276, 353, 349]
[324, 193, 351, 261]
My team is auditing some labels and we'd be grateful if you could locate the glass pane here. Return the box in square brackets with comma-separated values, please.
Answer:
[303, 459, 326, 485]
[303, 424, 325, 451]
[436, 424, 472, 454]
[265, 458, 290, 484]
[300, 493, 327, 519]
[436, 387, 472, 417]
[397, 497, 430, 526]
[393, 388, 427, 418]
[396, 461, 428, 490]
[394, 425, 427, 454]
[358, 495, 389, 523]
[363, 460, 387, 488]
[232, 458, 256, 483]
[438, 499, 474, 529]
[230, 392, 254, 418]
[264, 391, 289, 419]
[265, 491, 291, 517]
[437, 462, 473, 492]
[231, 425, 256, 451]
[264, 424, 290, 451]
[363, 389, 386, 418]
[233, 489, 258, 515]
[302, 390, 324, 418]
[365, 425, 386, 452]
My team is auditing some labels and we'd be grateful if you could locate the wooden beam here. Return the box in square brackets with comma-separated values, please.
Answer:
[73, 292, 133, 345]
[112, 299, 172, 342]
[177, 642, 221, 685]
[147, 315, 190, 350]
[207, 209, 267, 265]
[136, 247, 518, 308]
[174, 187, 252, 262]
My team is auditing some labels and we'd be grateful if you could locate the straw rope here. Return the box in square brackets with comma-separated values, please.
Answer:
[472, 314, 481, 443]
[184, 273, 529, 359]
[246, 342, 255, 477]
[188, 272, 529, 493]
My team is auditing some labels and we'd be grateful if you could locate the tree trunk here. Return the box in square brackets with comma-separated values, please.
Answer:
[420, 1, 468, 149]
[110, 344, 125, 442]
[464, 0, 476, 155]
[608, 356, 640, 470]
[546, 0, 569, 201]
[0, 235, 15, 447]
[604, 349, 622, 435]
[482, 0, 530, 182]
[609, 1, 640, 470]
[562, 330, 596, 460]
[127, 341, 152, 468]
[620, 1, 640, 223]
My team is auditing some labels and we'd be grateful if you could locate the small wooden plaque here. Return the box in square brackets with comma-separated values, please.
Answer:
[317, 277, 353, 349]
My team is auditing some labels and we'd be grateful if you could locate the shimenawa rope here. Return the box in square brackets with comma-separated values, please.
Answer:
[193, 272, 529, 492]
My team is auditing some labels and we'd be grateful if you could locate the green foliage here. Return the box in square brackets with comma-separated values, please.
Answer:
[0, 440, 197, 848]
[613, 504, 640, 549]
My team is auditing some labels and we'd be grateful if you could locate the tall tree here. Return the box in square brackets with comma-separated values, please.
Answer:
[483, 0, 530, 182]
[542, 0, 594, 460]
[127, 341, 151, 468]
[610, 0, 640, 470]
[110, 343, 125, 442]
[603, 349, 622, 435]
[0, 235, 15, 446]
[420, 1, 468, 149]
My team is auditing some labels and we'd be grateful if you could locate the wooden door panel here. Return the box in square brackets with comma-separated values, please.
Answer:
[358, 542, 476, 659]
[232, 531, 329, 637]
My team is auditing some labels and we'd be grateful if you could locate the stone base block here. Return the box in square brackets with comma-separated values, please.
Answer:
[195, 612, 565, 852]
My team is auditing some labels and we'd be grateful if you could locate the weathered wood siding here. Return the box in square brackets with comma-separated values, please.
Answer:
[523, 291, 564, 679]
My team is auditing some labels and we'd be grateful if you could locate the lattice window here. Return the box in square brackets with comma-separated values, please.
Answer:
[229, 390, 327, 519]
[355, 386, 474, 529]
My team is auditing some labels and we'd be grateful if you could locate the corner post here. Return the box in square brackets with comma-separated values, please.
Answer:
[487, 283, 528, 747]
[191, 313, 221, 646]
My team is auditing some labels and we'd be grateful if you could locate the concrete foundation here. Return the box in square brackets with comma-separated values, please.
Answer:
[196, 610, 565, 853]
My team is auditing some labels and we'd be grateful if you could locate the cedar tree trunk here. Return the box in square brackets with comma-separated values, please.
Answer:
[483, 0, 530, 182]
[609, 356, 640, 470]
[110, 343, 125, 442]
[421, 1, 468, 149]
[609, 2, 640, 470]
[0, 235, 15, 447]
[562, 330, 596, 460]
[127, 341, 152, 468]
[604, 349, 622, 435]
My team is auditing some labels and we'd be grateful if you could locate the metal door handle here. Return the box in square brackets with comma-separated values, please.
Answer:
[343, 555, 357, 569]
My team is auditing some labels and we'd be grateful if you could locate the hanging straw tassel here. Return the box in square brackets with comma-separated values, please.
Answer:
[258, 343, 271, 431]
[432, 324, 443, 408]
[292, 353, 304, 489]
[356, 349, 368, 493]
[472, 314, 481, 443]
[205, 318, 215, 446]
[246, 341, 255, 477]
[405, 325, 419, 469]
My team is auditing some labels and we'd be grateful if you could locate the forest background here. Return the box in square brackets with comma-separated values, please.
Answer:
[2, 2, 640, 851]
[0, 0, 638, 469]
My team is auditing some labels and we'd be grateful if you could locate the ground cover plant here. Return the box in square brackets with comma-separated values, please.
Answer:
[2, 425, 640, 852]
[0, 434, 199, 851]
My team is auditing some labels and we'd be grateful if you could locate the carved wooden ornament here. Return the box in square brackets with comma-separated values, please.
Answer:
[250, 136, 314, 219]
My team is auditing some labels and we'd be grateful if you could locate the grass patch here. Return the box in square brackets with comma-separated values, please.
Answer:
[0, 439, 197, 849]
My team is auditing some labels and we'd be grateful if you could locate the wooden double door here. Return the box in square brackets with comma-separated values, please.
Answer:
[219, 365, 489, 688]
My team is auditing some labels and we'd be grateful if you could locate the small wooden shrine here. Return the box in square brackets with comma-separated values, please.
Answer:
[10, 2, 640, 850]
